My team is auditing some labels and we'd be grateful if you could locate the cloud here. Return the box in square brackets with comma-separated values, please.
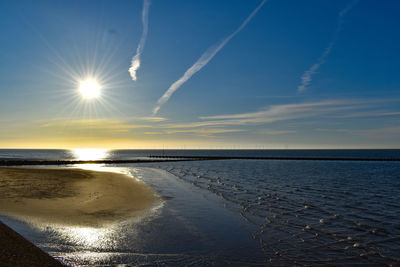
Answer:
[40, 119, 148, 133]
[129, 0, 151, 81]
[165, 128, 245, 134]
[153, 0, 267, 114]
[0, 118, 155, 148]
[138, 116, 167, 122]
[144, 131, 162, 135]
[261, 129, 296, 135]
[149, 100, 359, 137]
[153, 98, 400, 135]
[161, 121, 233, 129]
[164, 128, 246, 137]
[329, 111, 400, 118]
[297, 0, 358, 92]
[316, 127, 400, 138]
[356, 127, 400, 137]
[152, 100, 370, 137]
[198, 100, 357, 125]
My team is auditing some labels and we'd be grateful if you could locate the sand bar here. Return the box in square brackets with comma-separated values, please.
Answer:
[0, 167, 158, 227]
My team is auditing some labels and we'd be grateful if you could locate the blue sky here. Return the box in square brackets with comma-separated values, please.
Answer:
[0, 0, 399, 148]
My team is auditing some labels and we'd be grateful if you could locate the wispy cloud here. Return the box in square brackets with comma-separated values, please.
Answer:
[316, 127, 400, 138]
[153, 0, 267, 114]
[198, 100, 357, 125]
[355, 127, 400, 137]
[40, 119, 149, 132]
[164, 128, 245, 137]
[155, 98, 399, 133]
[297, 0, 358, 92]
[138, 116, 167, 122]
[129, 0, 151, 81]
[0, 118, 149, 148]
[149, 100, 359, 135]
[150, 100, 365, 138]
[261, 129, 296, 135]
[144, 131, 162, 135]
[330, 111, 400, 118]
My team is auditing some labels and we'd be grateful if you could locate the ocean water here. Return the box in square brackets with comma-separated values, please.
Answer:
[1, 149, 400, 265]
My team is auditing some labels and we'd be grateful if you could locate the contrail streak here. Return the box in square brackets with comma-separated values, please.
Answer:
[153, 0, 267, 115]
[129, 0, 151, 81]
[298, 0, 358, 92]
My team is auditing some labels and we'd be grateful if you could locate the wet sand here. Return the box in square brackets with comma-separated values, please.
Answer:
[0, 167, 158, 227]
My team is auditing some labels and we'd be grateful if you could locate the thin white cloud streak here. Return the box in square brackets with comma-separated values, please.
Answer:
[261, 129, 296, 135]
[316, 127, 400, 138]
[153, 0, 267, 114]
[199, 100, 355, 122]
[129, 0, 151, 81]
[156, 98, 399, 130]
[164, 128, 245, 136]
[158, 100, 360, 129]
[329, 111, 400, 118]
[137, 116, 167, 122]
[297, 0, 358, 92]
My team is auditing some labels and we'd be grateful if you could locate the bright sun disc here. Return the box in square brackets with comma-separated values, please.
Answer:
[79, 78, 101, 99]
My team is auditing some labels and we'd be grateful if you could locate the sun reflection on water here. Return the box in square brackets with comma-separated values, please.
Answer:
[71, 149, 110, 171]
[72, 148, 109, 161]
[62, 226, 115, 248]
[22, 166, 165, 265]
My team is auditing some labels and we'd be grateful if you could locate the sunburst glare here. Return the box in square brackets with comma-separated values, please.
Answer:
[38, 26, 132, 122]
[79, 78, 101, 99]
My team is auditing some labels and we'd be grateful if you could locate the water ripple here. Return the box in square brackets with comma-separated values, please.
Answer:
[147, 160, 400, 265]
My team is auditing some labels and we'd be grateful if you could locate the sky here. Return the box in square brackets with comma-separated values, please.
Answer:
[0, 0, 400, 149]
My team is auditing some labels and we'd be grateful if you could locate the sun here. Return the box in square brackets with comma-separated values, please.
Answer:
[79, 78, 101, 99]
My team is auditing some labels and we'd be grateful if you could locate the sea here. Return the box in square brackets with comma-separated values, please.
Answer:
[1, 149, 400, 266]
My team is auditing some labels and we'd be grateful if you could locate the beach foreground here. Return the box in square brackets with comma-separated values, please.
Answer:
[0, 220, 64, 266]
[0, 167, 158, 227]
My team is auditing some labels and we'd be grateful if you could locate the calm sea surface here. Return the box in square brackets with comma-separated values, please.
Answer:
[1, 149, 400, 265]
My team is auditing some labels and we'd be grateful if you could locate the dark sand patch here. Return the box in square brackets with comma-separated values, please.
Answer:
[0, 220, 64, 266]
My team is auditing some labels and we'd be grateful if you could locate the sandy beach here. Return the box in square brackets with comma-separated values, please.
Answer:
[0, 167, 158, 227]
[0, 220, 64, 266]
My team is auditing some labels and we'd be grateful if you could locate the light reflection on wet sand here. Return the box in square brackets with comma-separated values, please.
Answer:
[21, 166, 262, 266]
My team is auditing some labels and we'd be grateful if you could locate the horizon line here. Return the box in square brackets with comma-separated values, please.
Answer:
[0, 147, 399, 150]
